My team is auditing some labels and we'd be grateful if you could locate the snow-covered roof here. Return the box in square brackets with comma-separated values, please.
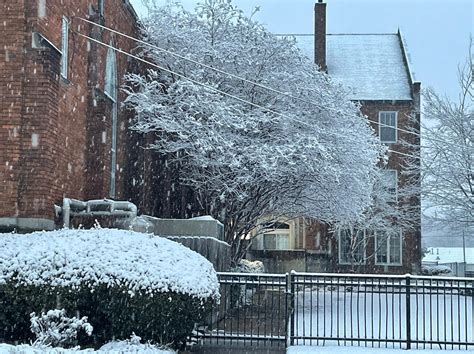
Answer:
[423, 247, 474, 264]
[291, 34, 413, 101]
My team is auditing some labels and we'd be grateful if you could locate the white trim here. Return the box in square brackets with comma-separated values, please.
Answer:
[375, 230, 403, 266]
[378, 111, 398, 143]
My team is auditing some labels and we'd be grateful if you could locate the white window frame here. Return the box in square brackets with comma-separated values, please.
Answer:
[375, 230, 403, 266]
[338, 229, 366, 265]
[378, 111, 398, 143]
[60, 16, 69, 79]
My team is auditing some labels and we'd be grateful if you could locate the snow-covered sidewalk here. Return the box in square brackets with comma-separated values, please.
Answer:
[288, 346, 472, 354]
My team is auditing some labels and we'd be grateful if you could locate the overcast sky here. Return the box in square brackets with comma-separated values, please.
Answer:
[130, 0, 472, 101]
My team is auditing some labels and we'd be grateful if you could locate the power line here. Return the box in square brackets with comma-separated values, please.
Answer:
[75, 16, 474, 152]
[73, 29, 425, 161]
[73, 30, 292, 120]
[74, 16, 328, 112]
[74, 16, 432, 143]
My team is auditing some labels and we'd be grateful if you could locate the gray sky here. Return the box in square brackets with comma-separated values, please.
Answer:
[130, 0, 472, 101]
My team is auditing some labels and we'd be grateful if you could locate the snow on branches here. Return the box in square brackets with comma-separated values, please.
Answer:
[421, 44, 473, 231]
[124, 0, 383, 261]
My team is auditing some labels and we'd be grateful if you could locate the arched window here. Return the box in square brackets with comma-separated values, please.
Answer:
[104, 44, 117, 198]
[253, 221, 292, 250]
[104, 46, 117, 101]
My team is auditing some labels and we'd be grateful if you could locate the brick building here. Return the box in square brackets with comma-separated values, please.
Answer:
[249, 0, 421, 274]
[0, 0, 139, 231]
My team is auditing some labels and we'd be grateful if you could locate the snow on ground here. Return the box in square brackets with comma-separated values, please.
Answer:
[0, 228, 219, 299]
[288, 346, 472, 354]
[294, 289, 473, 345]
[0, 342, 174, 353]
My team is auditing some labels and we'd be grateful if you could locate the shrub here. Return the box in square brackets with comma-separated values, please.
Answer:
[30, 309, 93, 348]
[421, 264, 454, 276]
[0, 229, 219, 349]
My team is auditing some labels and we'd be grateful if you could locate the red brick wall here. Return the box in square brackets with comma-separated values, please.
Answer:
[0, 0, 138, 227]
[0, 1, 28, 219]
[316, 100, 422, 274]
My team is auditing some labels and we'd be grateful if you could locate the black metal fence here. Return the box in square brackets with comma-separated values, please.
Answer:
[194, 272, 474, 350]
[196, 272, 288, 349]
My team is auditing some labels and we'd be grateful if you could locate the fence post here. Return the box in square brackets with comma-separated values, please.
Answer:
[405, 274, 411, 350]
[286, 271, 295, 347]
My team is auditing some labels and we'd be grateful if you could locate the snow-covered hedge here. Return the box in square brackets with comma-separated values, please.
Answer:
[233, 259, 265, 273]
[0, 228, 218, 298]
[421, 264, 454, 276]
[0, 229, 219, 348]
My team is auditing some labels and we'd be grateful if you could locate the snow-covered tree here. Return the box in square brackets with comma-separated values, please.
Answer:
[421, 43, 473, 234]
[334, 164, 421, 270]
[124, 0, 383, 263]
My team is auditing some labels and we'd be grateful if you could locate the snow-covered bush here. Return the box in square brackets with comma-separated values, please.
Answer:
[0, 229, 219, 348]
[233, 259, 265, 274]
[228, 260, 265, 308]
[421, 264, 454, 276]
[30, 309, 93, 348]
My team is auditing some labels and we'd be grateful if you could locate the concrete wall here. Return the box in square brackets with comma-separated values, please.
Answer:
[247, 249, 331, 273]
[120, 216, 231, 272]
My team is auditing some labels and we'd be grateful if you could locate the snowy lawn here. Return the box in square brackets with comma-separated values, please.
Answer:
[294, 287, 473, 347]
[288, 346, 472, 354]
[0, 228, 219, 299]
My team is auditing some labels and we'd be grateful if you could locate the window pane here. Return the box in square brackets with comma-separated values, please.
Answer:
[275, 233, 289, 250]
[340, 229, 364, 264]
[389, 234, 401, 264]
[263, 233, 276, 250]
[376, 232, 388, 264]
[379, 112, 397, 142]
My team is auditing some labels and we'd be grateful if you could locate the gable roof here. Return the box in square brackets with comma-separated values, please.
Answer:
[291, 33, 413, 101]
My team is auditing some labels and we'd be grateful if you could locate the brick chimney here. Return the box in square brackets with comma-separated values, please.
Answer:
[314, 0, 327, 72]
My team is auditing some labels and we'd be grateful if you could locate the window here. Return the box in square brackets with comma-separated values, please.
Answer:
[252, 222, 292, 250]
[382, 169, 398, 201]
[104, 44, 118, 197]
[379, 111, 397, 143]
[104, 46, 117, 101]
[60, 17, 69, 79]
[338, 229, 365, 265]
[376, 231, 402, 265]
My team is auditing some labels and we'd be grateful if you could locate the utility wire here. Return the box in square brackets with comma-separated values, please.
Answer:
[76, 16, 474, 153]
[78, 15, 473, 152]
[74, 16, 437, 143]
[72, 28, 426, 160]
[73, 30, 294, 121]
[75, 16, 328, 112]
